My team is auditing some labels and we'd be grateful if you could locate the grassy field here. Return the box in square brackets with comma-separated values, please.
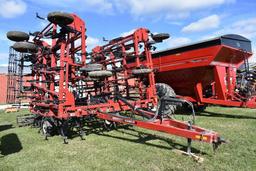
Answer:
[0, 107, 256, 171]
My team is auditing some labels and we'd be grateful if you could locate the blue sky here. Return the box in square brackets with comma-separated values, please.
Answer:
[0, 0, 256, 68]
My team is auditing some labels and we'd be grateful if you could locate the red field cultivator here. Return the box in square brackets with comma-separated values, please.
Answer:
[6, 12, 225, 154]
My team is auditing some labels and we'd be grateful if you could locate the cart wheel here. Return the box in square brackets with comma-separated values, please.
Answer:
[152, 33, 170, 42]
[7, 31, 29, 42]
[156, 83, 177, 116]
[63, 136, 68, 144]
[103, 120, 117, 131]
[75, 118, 86, 140]
[12, 42, 38, 53]
[88, 70, 112, 78]
[41, 120, 53, 140]
[83, 77, 99, 81]
[94, 56, 104, 62]
[79, 130, 86, 140]
[132, 69, 153, 76]
[60, 127, 68, 144]
[80, 64, 103, 72]
[47, 11, 74, 25]
[59, 121, 69, 144]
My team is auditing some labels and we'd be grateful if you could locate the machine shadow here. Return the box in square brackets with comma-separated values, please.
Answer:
[175, 106, 256, 120]
[195, 110, 256, 120]
[0, 133, 23, 156]
[86, 124, 207, 155]
[0, 123, 13, 132]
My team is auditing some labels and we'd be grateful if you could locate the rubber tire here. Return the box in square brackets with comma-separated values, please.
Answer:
[83, 77, 99, 81]
[94, 56, 103, 62]
[155, 83, 176, 115]
[42, 120, 53, 136]
[88, 70, 112, 78]
[7, 31, 29, 42]
[132, 69, 152, 76]
[47, 12, 74, 25]
[12, 42, 38, 53]
[80, 64, 103, 72]
[104, 120, 117, 131]
[152, 33, 170, 42]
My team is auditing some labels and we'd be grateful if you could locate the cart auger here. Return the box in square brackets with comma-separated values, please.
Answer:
[6, 11, 225, 155]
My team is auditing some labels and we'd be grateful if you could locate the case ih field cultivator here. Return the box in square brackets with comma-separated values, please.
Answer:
[11, 11, 256, 155]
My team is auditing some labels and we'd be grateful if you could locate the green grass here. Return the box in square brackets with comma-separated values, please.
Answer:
[0, 107, 256, 171]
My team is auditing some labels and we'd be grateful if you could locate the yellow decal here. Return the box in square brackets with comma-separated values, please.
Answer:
[195, 135, 207, 141]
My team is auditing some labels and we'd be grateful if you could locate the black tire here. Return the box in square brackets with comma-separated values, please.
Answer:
[83, 77, 98, 81]
[156, 83, 176, 115]
[12, 42, 38, 53]
[88, 70, 112, 78]
[7, 31, 29, 42]
[132, 69, 152, 76]
[47, 12, 74, 25]
[80, 64, 103, 72]
[41, 120, 54, 136]
[152, 33, 170, 42]
[103, 120, 117, 131]
[22, 86, 32, 91]
[94, 56, 103, 62]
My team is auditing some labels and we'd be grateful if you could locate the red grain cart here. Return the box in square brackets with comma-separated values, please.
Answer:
[151, 35, 256, 109]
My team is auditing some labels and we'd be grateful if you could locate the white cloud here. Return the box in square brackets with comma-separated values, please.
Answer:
[0, 53, 9, 60]
[216, 18, 256, 39]
[0, 0, 26, 18]
[83, 0, 113, 14]
[0, 31, 8, 41]
[119, 0, 227, 16]
[0, 32, 12, 66]
[120, 29, 136, 37]
[0, 63, 8, 67]
[249, 44, 256, 63]
[29, 0, 114, 15]
[201, 17, 256, 40]
[182, 15, 220, 33]
[165, 12, 189, 21]
[113, 0, 233, 20]
[0, 30, 13, 47]
[27, 0, 234, 19]
[164, 37, 192, 48]
[250, 55, 256, 63]
[86, 36, 101, 51]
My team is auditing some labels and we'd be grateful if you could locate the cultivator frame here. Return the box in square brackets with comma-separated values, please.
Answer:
[29, 13, 86, 120]
[6, 12, 224, 154]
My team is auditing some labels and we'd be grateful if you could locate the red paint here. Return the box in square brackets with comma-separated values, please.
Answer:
[153, 45, 256, 108]
[7, 12, 223, 147]
[0, 74, 8, 104]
